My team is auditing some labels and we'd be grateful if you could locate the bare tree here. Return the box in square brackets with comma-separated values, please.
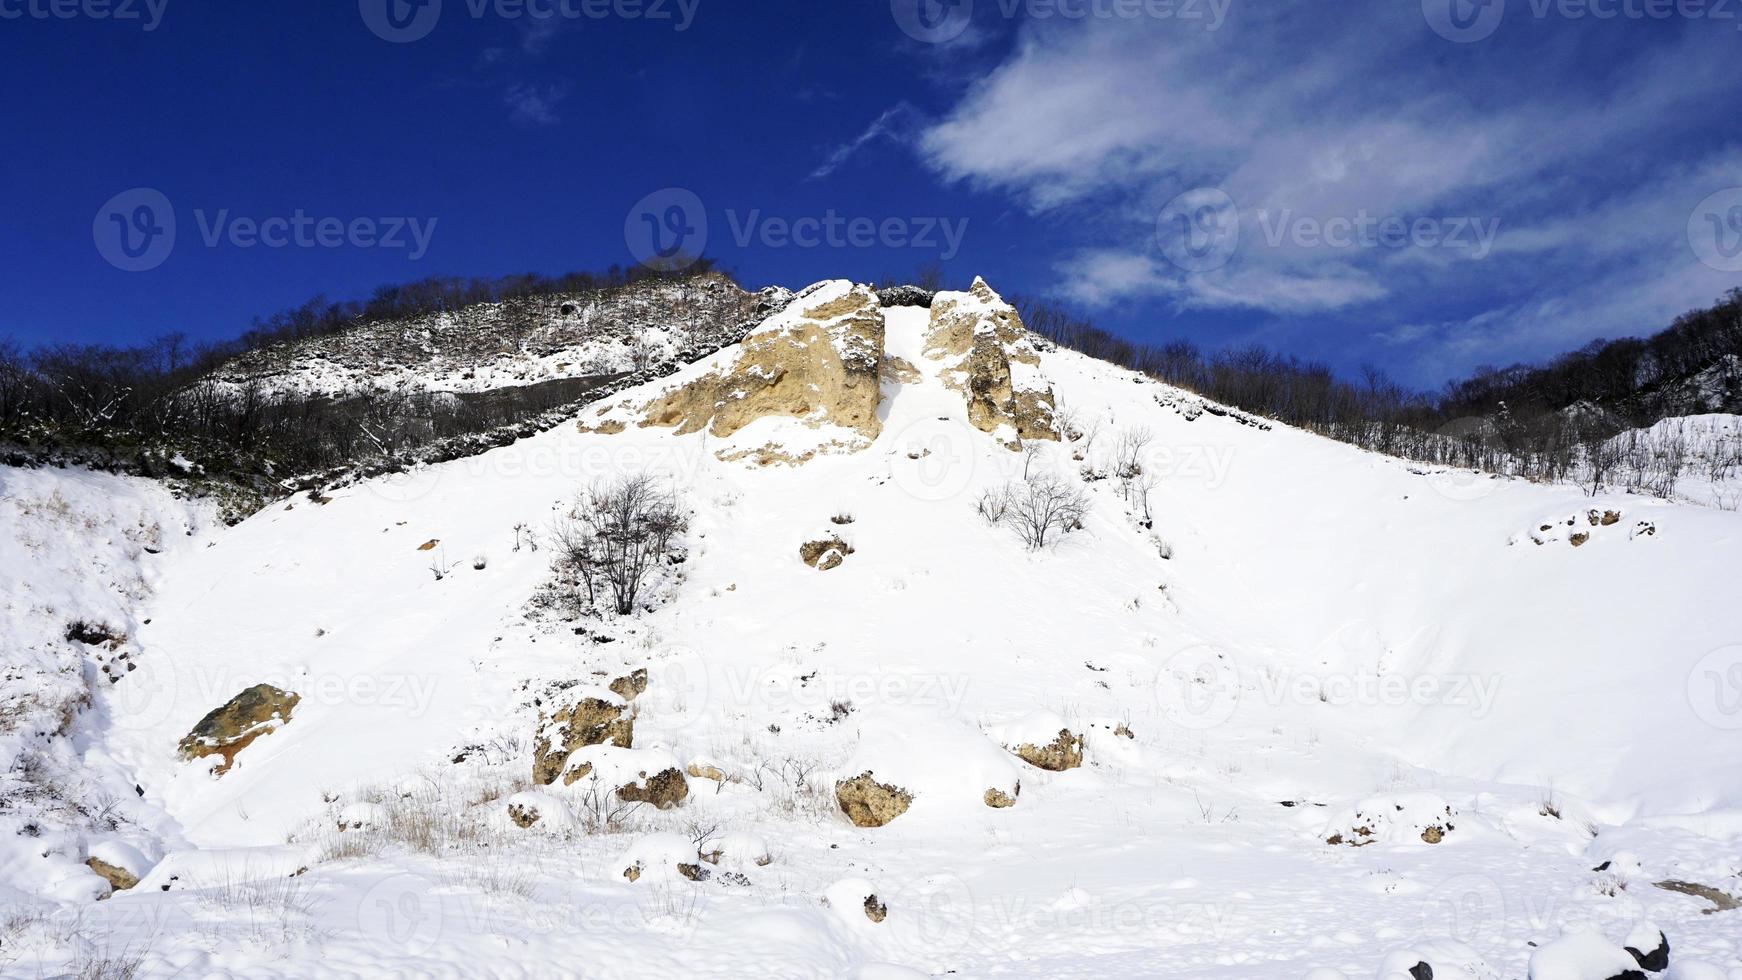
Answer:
[989, 474, 1091, 551]
[551, 475, 688, 616]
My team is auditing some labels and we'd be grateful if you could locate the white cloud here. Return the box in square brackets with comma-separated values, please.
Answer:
[913, 3, 1741, 379]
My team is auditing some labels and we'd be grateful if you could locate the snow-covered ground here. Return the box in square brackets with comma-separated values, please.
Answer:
[3, 285, 1741, 978]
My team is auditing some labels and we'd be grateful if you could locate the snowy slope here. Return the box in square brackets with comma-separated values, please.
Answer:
[4, 283, 1741, 979]
[208, 274, 770, 399]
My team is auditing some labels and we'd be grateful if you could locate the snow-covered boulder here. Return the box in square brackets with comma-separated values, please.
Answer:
[618, 833, 707, 884]
[563, 745, 688, 810]
[698, 831, 773, 871]
[84, 839, 152, 895]
[988, 710, 1086, 772]
[1621, 921, 1670, 973]
[1376, 939, 1500, 979]
[823, 877, 887, 929]
[503, 790, 574, 832]
[1528, 927, 1650, 980]
[836, 720, 1024, 826]
[532, 684, 632, 786]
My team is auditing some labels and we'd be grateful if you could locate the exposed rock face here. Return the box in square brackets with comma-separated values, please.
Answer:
[616, 767, 690, 810]
[532, 687, 633, 786]
[1009, 729, 1085, 772]
[177, 684, 300, 775]
[800, 536, 855, 571]
[636, 280, 886, 464]
[924, 278, 1058, 446]
[86, 858, 139, 893]
[984, 785, 1019, 808]
[835, 772, 914, 828]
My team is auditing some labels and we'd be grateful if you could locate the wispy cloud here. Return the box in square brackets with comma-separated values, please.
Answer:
[810, 103, 925, 180]
[503, 82, 568, 126]
[911, 2, 1741, 380]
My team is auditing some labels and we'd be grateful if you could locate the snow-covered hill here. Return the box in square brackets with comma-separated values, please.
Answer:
[209, 272, 777, 399]
[4, 280, 1741, 979]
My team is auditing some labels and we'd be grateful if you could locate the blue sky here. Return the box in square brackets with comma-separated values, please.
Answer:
[2, 0, 1738, 387]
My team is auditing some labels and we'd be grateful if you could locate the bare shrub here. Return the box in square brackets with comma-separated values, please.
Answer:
[551, 475, 688, 616]
[982, 474, 1090, 550]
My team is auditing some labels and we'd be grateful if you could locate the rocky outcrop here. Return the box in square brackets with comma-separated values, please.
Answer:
[924, 278, 1058, 446]
[177, 684, 300, 775]
[532, 686, 633, 786]
[984, 785, 1019, 808]
[835, 772, 913, 828]
[635, 280, 886, 465]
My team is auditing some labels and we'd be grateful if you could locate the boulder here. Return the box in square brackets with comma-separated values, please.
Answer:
[176, 684, 300, 775]
[616, 767, 690, 810]
[1375, 940, 1500, 980]
[835, 772, 914, 828]
[697, 831, 772, 870]
[984, 785, 1019, 808]
[85, 857, 139, 894]
[863, 894, 888, 923]
[687, 760, 729, 784]
[800, 536, 855, 571]
[563, 746, 689, 809]
[532, 685, 633, 786]
[1009, 729, 1085, 772]
[608, 668, 649, 702]
[1621, 922, 1669, 973]
[1527, 928, 1648, 979]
